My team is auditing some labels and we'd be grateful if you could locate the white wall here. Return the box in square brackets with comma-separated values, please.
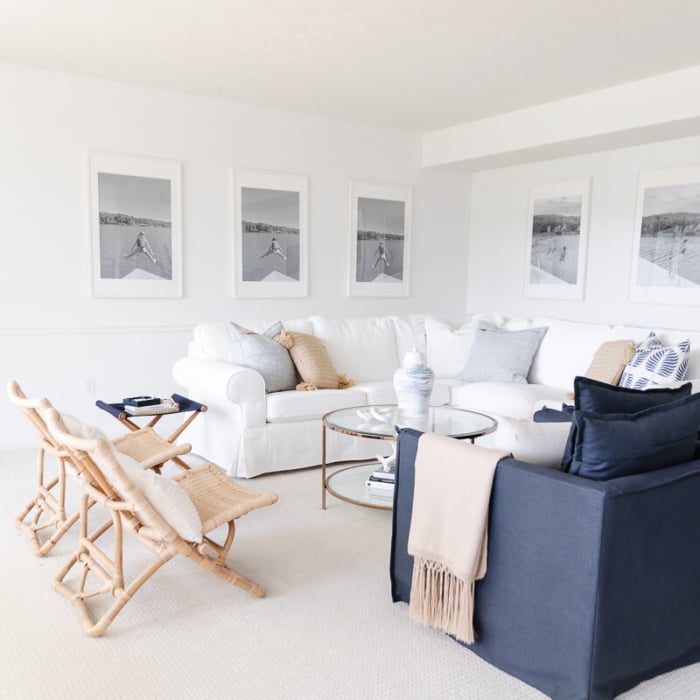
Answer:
[0, 63, 470, 448]
[467, 134, 700, 331]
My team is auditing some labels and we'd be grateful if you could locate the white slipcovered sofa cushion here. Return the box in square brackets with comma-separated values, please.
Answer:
[266, 387, 368, 422]
[450, 381, 571, 421]
[310, 315, 402, 383]
[529, 317, 612, 388]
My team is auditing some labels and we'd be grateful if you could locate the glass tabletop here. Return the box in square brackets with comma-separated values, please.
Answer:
[323, 404, 497, 440]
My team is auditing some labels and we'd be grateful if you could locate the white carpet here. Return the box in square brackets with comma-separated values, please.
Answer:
[1, 448, 699, 700]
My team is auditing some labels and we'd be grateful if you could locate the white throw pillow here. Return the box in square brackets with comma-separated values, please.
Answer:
[115, 453, 203, 543]
[476, 416, 570, 468]
[619, 332, 690, 389]
[424, 316, 501, 377]
[60, 413, 112, 445]
[40, 410, 116, 452]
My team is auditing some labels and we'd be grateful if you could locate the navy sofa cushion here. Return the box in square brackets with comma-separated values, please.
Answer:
[570, 393, 700, 480]
[561, 376, 692, 471]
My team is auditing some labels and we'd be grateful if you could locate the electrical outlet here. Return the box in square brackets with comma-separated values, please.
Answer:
[82, 378, 96, 396]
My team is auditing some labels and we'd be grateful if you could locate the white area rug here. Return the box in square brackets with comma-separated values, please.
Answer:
[1, 449, 698, 699]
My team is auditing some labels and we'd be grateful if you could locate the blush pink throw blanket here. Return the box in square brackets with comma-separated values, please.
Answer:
[407, 432, 510, 644]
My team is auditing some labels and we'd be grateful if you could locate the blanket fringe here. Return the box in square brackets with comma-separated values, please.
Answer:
[409, 557, 476, 644]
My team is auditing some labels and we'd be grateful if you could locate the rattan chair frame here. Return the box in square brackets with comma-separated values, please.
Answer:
[7, 381, 192, 557]
[43, 405, 278, 637]
[8, 381, 90, 555]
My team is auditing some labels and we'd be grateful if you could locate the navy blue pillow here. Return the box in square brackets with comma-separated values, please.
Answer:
[561, 376, 692, 471]
[569, 392, 700, 480]
[574, 375, 692, 413]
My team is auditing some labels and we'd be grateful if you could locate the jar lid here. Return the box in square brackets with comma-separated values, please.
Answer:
[402, 348, 424, 366]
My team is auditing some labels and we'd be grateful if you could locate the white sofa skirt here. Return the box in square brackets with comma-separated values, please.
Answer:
[185, 408, 395, 478]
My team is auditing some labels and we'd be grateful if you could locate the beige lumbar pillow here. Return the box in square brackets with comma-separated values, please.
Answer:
[278, 330, 354, 390]
[585, 340, 636, 385]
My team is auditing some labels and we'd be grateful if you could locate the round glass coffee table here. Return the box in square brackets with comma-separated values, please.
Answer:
[321, 404, 497, 511]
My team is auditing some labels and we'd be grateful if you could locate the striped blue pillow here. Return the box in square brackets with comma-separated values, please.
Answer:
[619, 332, 690, 390]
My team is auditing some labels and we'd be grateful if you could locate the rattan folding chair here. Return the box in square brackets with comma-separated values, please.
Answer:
[7, 380, 193, 556]
[43, 405, 278, 637]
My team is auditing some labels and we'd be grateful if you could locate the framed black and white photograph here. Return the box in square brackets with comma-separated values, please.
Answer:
[348, 181, 411, 297]
[630, 166, 700, 305]
[233, 170, 308, 298]
[524, 178, 590, 300]
[89, 152, 182, 298]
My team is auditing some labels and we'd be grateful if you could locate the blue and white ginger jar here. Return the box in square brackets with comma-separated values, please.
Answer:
[393, 349, 434, 418]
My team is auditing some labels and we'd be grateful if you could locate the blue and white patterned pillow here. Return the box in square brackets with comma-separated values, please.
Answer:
[619, 332, 690, 389]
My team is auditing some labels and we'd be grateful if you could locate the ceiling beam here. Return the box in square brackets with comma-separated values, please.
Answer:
[422, 65, 700, 169]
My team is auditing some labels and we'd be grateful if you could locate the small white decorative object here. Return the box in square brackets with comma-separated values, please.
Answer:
[393, 348, 434, 418]
[376, 451, 396, 473]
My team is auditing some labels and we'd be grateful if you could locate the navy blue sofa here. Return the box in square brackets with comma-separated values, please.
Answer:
[390, 428, 700, 700]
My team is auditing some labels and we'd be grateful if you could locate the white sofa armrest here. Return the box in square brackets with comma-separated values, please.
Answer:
[172, 357, 266, 428]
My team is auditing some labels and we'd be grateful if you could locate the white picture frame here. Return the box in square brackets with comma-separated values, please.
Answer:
[629, 166, 700, 305]
[89, 152, 182, 298]
[233, 170, 308, 298]
[348, 180, 412, 297]
[524, 178, 591, 301]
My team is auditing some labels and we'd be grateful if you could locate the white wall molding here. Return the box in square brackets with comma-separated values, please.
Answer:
[0, 325, 193, 337]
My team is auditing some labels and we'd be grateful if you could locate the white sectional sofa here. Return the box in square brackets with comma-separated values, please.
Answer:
[173, 314, 700, 478]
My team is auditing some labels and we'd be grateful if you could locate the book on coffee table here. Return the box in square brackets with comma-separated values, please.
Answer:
[365, 478, 394, 497]
[370, 469, 395, 483]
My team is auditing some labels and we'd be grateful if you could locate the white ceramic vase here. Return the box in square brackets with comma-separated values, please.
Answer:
[393, 349, 434, 418]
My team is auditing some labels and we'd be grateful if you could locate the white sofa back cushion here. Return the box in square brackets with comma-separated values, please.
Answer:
[192, 319, 313, 362]
[309, 316, 401, 383]
[395, 316, 425, 360]
[424, 314, 506, 378]
[529, 317, 612, 389]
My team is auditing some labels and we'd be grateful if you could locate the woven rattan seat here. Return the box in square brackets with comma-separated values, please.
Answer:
[7, 380, 192, 556]
[173, 465, 274, 530]
[42, 405, 278, 637]
[112, 427, 190, 472]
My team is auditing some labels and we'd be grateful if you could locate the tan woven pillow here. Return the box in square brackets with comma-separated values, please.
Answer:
[584, 340, 636, 385]
[278, 331, 354, 390]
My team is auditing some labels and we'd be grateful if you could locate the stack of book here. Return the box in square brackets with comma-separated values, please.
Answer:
[365, 468, 395, 498]
[123, 398, 180, 416]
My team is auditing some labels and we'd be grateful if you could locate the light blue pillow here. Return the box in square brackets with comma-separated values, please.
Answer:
[229, 322, 298, 393]
[457, 327, 548, 384]
[569, 392, 700, 480]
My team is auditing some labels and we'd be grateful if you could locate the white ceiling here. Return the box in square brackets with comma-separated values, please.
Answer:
[3, 0, 700, 133]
